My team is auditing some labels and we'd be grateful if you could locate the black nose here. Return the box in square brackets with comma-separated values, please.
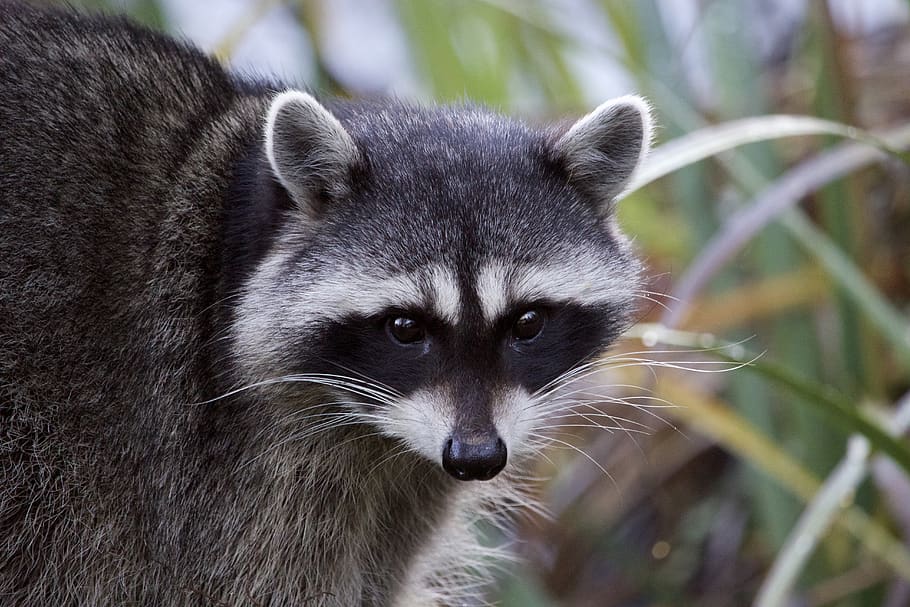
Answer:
[442, 434, 508, 481]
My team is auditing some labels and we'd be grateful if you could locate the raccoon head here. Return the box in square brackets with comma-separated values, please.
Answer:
[230, 91, 651, 482]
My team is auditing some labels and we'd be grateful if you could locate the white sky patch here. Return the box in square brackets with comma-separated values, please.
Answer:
[157, 0, 313, 80]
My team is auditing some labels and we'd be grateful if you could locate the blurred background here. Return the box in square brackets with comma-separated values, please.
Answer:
[50, 1, 910, 605]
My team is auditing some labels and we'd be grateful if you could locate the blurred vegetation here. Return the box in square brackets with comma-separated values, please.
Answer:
[60, 0, 910, 605]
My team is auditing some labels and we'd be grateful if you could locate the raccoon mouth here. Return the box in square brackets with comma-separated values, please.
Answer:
[441, 434, 507, 481]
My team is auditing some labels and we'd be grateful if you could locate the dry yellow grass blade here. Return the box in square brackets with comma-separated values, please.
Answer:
[679, 266, 829, 333]
[657, 380, 910, 581]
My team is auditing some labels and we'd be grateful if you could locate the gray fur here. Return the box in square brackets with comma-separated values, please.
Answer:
[0, 3, 651, 605]
[553, 95, 653, 215]
[265, 91, 360, 218]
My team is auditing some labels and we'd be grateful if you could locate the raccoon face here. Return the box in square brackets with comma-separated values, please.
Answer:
[231, 91, 651, 481]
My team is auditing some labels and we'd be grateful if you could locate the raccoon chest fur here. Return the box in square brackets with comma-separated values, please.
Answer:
[0, 3, 652, 605]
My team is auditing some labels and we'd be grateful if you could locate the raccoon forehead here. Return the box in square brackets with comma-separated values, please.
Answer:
[313, 268, 459, 322]
[474, 250, 640, 322]
[243, 255, 462, 325]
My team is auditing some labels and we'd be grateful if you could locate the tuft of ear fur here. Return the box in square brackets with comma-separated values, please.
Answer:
[553, 95, 653, 217]
[264, 90, 359, 218]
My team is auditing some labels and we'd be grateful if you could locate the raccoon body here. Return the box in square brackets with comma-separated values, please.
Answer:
[0, 3, 651, 605]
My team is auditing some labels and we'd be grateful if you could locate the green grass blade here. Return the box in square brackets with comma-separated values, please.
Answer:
[779, 211, 910, 368]
[754, 436, 872, 607]
[632, 324, 910, 477]
[756, 391, 910, 607]
[630, 115, 908, 193]
[649, 375, 910, 583]
[656, 125, 910, 369]
[737, 354, 910, 478]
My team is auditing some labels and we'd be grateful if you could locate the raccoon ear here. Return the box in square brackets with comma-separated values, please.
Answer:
[553, 95, 653, 217]
[264, 90, 359, 218]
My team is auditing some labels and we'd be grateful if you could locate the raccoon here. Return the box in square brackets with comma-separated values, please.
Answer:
[0, 3, 651, 605]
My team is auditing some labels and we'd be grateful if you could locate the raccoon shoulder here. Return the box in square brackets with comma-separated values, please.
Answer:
[0, 3, 267, 196]
[0, 3, 268, 296]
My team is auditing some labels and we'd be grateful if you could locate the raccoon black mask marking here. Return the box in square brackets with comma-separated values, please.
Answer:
[0, 3, 652, 605]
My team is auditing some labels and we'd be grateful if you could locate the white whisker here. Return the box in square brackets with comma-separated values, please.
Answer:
[528, 432, 620, 494]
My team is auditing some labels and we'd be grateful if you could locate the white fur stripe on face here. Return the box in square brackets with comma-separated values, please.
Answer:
[306, 264, 462, 324]
[424, 266, 461, 324]
[240, 258, 461, 332]
[377, 386, 453, 463]
[475, 255, 634, 322]
[491, 385, 534, 459]
[233, 261, 463, 373]
[379, 384, 536, 467]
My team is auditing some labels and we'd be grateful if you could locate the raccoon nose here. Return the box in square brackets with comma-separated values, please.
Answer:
[442, 433, 508, 481]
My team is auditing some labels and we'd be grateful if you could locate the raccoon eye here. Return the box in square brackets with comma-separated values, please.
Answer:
[512, 309, 545, 341]
[387, 316, 426, 345]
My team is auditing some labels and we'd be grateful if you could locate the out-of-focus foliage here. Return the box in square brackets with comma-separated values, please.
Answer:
[59, 1, 910, 605]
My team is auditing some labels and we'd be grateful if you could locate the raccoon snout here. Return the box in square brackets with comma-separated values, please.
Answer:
[442, 432, 507, 482]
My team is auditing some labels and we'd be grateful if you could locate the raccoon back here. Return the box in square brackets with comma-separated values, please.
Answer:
[0, 4, 269, 600]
